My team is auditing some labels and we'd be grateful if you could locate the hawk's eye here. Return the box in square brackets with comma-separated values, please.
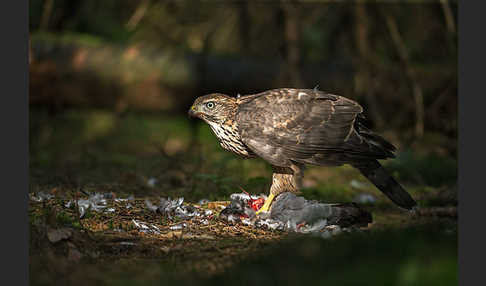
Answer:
[205, 101, 215, 109]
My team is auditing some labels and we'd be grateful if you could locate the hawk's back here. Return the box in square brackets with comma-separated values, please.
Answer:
[235, 88, 395, 168]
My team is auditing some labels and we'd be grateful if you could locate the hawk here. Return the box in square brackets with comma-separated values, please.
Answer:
[188, 88, 417, 213]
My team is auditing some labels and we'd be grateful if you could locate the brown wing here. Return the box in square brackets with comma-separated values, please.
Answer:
[236, 88, 395, 167]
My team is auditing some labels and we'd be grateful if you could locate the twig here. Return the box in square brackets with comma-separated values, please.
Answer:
[440, 0, 456, 35]
[415, 207, 457, 218]
[126, 0, 151, 31]
[39, 0, 54, 31]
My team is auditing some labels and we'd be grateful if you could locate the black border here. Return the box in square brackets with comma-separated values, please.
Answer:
[1, 0, 29, 285]
[459, 1, 484, 285]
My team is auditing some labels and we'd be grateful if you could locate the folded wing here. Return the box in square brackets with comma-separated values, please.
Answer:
[236, 88, 395, 167]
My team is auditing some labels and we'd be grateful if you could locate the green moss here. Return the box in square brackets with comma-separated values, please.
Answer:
[56, 211, 75, 226]
[302, 183, 354, 202]
[31, 32, 106, 48]
[71, 221, 82, 229]
[385, 151, 457, 187]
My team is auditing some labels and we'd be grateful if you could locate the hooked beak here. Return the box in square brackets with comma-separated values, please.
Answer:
[188, 105, 200, 118]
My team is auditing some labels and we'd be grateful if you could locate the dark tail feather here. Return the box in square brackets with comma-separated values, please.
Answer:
[352, 160, 417, 210]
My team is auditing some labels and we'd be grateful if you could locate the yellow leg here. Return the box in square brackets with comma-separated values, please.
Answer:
[255, 193, 276, 214]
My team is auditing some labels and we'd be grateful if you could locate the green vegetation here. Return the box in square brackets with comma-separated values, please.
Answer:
[30, 108, 457, 203]
[386, 150, 457, 187]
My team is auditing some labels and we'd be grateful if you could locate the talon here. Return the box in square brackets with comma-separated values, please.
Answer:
[255, 193, 276, 215]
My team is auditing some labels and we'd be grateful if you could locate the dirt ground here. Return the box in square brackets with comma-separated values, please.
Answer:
[29, 188, 457, 286]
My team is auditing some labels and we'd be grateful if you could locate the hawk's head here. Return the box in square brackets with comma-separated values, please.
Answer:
[188, 93, 237, 124]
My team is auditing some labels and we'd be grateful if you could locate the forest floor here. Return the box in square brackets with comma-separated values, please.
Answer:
[29, 109, 457, 285]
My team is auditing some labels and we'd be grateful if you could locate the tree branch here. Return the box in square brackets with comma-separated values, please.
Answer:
[126, 0, 151, 31]
[39, 0, 54, 31]
[440, 0, 456, 35]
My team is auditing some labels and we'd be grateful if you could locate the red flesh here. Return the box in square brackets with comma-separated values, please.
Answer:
[240, 188, 265, 211]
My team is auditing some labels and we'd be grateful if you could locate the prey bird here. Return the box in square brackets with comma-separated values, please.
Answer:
[188, 88, 417, 214]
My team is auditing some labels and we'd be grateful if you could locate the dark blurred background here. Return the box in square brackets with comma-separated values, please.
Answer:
[29, 0, 457, 145]
[29, 0, 457, 191]
[29, 1, 457, 285]
[29, 0, 457, 198]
